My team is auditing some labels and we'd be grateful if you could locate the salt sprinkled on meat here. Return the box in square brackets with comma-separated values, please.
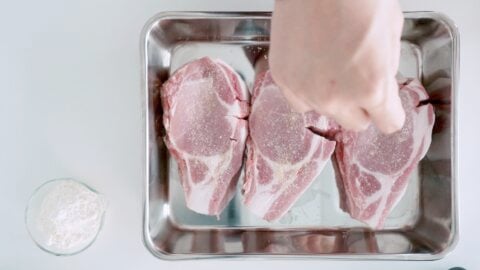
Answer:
[333, 78, 434, 228]
[243, 71, 336, 221]
[161, 57, 249, 216]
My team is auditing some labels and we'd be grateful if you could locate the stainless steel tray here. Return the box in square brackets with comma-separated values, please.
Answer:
[141, 11, 459, 260]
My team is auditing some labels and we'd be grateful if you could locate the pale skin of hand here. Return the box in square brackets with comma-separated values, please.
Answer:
[269, 0, 405, 133]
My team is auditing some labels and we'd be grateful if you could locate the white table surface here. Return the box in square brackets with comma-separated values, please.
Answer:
[1, 0, 479, 269]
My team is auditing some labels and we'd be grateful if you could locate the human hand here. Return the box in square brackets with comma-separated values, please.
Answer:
[269, 0, 405, 133]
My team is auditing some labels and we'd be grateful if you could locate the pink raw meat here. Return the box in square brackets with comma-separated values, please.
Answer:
[243, 71, 336, 221]
[161, 57, 249, 216]
[333, 78, 435, 228]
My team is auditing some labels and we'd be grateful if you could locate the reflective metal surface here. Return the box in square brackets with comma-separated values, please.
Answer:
[141, 12, 459, 260]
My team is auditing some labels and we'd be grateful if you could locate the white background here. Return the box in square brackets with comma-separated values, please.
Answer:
[1, 0, 479, 269]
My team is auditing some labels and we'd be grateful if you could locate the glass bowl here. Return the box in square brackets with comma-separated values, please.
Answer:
[25, 178, 106, 256]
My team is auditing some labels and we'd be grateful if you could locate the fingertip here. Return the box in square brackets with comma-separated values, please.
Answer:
[280, 87, 311, 113]
[388, 81, 406, 131]
[378, 89, 406, 134]
[378, 114, 403, 134]
[367, 79, 406, 134]
[340, 120, 371, 133]
[333, 107, 371, 132]
[394, 97, 406, 126]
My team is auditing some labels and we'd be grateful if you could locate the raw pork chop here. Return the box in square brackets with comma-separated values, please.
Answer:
[333, 79, 435, 228]
[243, 71, 336, 221]
[161, 57, 249, 216]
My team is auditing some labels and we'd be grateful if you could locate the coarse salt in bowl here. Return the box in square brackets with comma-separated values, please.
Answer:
[25, 178, 107, 256]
